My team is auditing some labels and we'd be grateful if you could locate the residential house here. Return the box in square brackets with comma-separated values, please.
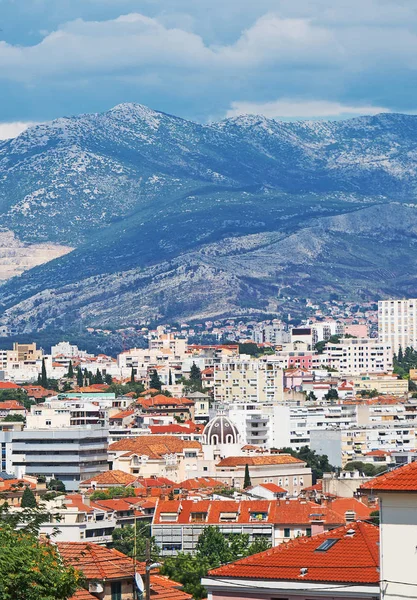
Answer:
[59, 541, 191, 600]
[152, 498, 344, 555]
[361, 461, 417, 600]
[214, 455, 313, 493]
[203, 521, 380, 600]
[108, 435, 203, 483]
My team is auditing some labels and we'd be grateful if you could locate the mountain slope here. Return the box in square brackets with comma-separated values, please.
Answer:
[1, 105, 417, 331]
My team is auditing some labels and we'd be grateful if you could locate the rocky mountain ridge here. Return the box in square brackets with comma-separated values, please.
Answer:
[1, 104, 417, 331]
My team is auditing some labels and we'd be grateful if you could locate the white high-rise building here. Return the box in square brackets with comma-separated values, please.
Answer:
[378, 299, 417, 353]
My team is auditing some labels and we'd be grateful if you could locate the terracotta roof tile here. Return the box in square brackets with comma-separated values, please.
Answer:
[153, 499, 344, 526]
[209, 521, 379, 584]
[69, 590, 97, 600]
[361, 461, 417, 492]
[216, 455, 304, 467]
[57, 542, 135, 580]
[80, 470, 137, 486]
[108, 436, 201, 459]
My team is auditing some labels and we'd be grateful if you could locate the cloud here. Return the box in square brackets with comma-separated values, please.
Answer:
[0, 122, 37, 140]
[1, 3, 417, 122]
[226, 99, 391, 119]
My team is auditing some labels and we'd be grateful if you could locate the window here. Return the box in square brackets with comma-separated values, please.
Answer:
[284, 528, 290, 538]
[46, 420, 51, 426]
[111, 581, 122, 600]
[315, 538, 339, 552]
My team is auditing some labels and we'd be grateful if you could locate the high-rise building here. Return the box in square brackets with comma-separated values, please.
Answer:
[11, 426, 108, 491]
[378, 299, 417, 353]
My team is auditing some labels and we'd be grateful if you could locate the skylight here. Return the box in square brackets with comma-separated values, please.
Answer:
[315, 538, 339, 552]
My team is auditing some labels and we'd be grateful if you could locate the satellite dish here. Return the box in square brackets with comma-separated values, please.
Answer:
[135, 572, 144, 593]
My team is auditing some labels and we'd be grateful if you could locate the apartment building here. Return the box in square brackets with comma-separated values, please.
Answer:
[214, 360, 284, 404]
[214, 455, 312, 493]
[252, 322, 290, 345]
[40, 494, 118, 544]
[152, 498, 343, 556]
[108, 435, 203, 483]
[310, 421, 417, 467]
[11, 426, 109, 491]
[26, 400, 108, 428]
[326, 338, 393, 374]
[351, 373, 408, 395]
[378, 298, 417, 353]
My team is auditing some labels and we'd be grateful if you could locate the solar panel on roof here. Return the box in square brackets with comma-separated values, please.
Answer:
[315, 538, 339, 552]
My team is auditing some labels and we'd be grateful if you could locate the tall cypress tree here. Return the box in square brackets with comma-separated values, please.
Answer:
[150, 370, 162, 391]
[95, 368, 103, 384]
[190, 362, 202, 391]
[40, 358, 48, 388]
[76, 367, 83, 387]
[168, 369, 172, 385]
[68, 360, 74, 378]
[243, 464, 252, 489]
[130, 367, 135, 384]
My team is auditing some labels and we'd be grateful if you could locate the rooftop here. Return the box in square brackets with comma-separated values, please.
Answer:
[208, 521, 379, 584]
[361, 461, 417, 492]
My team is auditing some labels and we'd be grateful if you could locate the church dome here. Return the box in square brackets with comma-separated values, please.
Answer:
[203, 415, 240, 445]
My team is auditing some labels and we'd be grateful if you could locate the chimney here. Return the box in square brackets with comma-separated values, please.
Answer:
[310, 519, 325, 536]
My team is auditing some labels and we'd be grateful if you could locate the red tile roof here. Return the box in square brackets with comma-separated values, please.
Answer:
[360, 461, 417, 492]
[109, 410, 136, 420]
[80, 470, 137, 486]
[216, 455, 304, 467]
[327, 497, 376, 520]
[69, 590, 97, 600]
[0, 381, 21, 389]
[0, 400, 25, 410]
[209, 521, 379, 584]
[180, 477, 225, 490]
[153, 499, 344, 526]
[109, 436, 202, 459]
[150, 574, 192, 600]
[57, 542, 135, 580]
[258, 483, 288, 494]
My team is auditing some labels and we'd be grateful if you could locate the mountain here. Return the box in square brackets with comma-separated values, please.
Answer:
[1, 104, 417, 331]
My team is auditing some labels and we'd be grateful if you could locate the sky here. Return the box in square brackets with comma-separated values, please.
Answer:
[0, 0, 417, 138]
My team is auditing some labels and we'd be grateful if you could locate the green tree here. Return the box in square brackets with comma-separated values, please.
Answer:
[280, 446, 335, 483]
[110, 524, 159, 562]
[189, 363, 203, 392]
[324, 388, 339, 402]
[195, 526, 231, 567]
[369, 510, 380, 525]
[149, 370, 162, 391]
[243, 463, 252, 489]
[21, 486, 37, 509]
[67, 361, 74, 378]
[162, 526, 271, 600]
[168, 369, 173, 385]
[130, 367, 135, 384]
[2, 413, 25, 422]
[0, 524, 80, 600]
[94, 368, 103, 384]
[47, 479, 66, 493]
[40, 358, 48, 388]
[76, 367, 83, 387]
[105, 373, 113, 385]
[162, 553, 209, 600]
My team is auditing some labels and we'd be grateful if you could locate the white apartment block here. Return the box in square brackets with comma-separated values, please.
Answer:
[26, 400, 108, 429]
[326, 338, 393, 375]
[378, 298, 417, 353]
[310, 422, 417, 467]
[148, 328, 188, 354]
[311, 321, 343, 344]
[214, 360, 284, 404]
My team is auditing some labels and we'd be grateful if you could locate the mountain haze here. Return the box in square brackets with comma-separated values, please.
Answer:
[1, 104, 417, 331]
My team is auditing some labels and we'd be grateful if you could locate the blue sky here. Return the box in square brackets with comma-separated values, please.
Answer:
[1, 0, 417, 137]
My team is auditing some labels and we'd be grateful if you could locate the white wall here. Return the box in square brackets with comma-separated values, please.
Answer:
[380, 492, 417, 600]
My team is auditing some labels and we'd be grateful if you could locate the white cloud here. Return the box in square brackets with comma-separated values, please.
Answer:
[226, 99, 391, 119]
[0, 122, 37, 140]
